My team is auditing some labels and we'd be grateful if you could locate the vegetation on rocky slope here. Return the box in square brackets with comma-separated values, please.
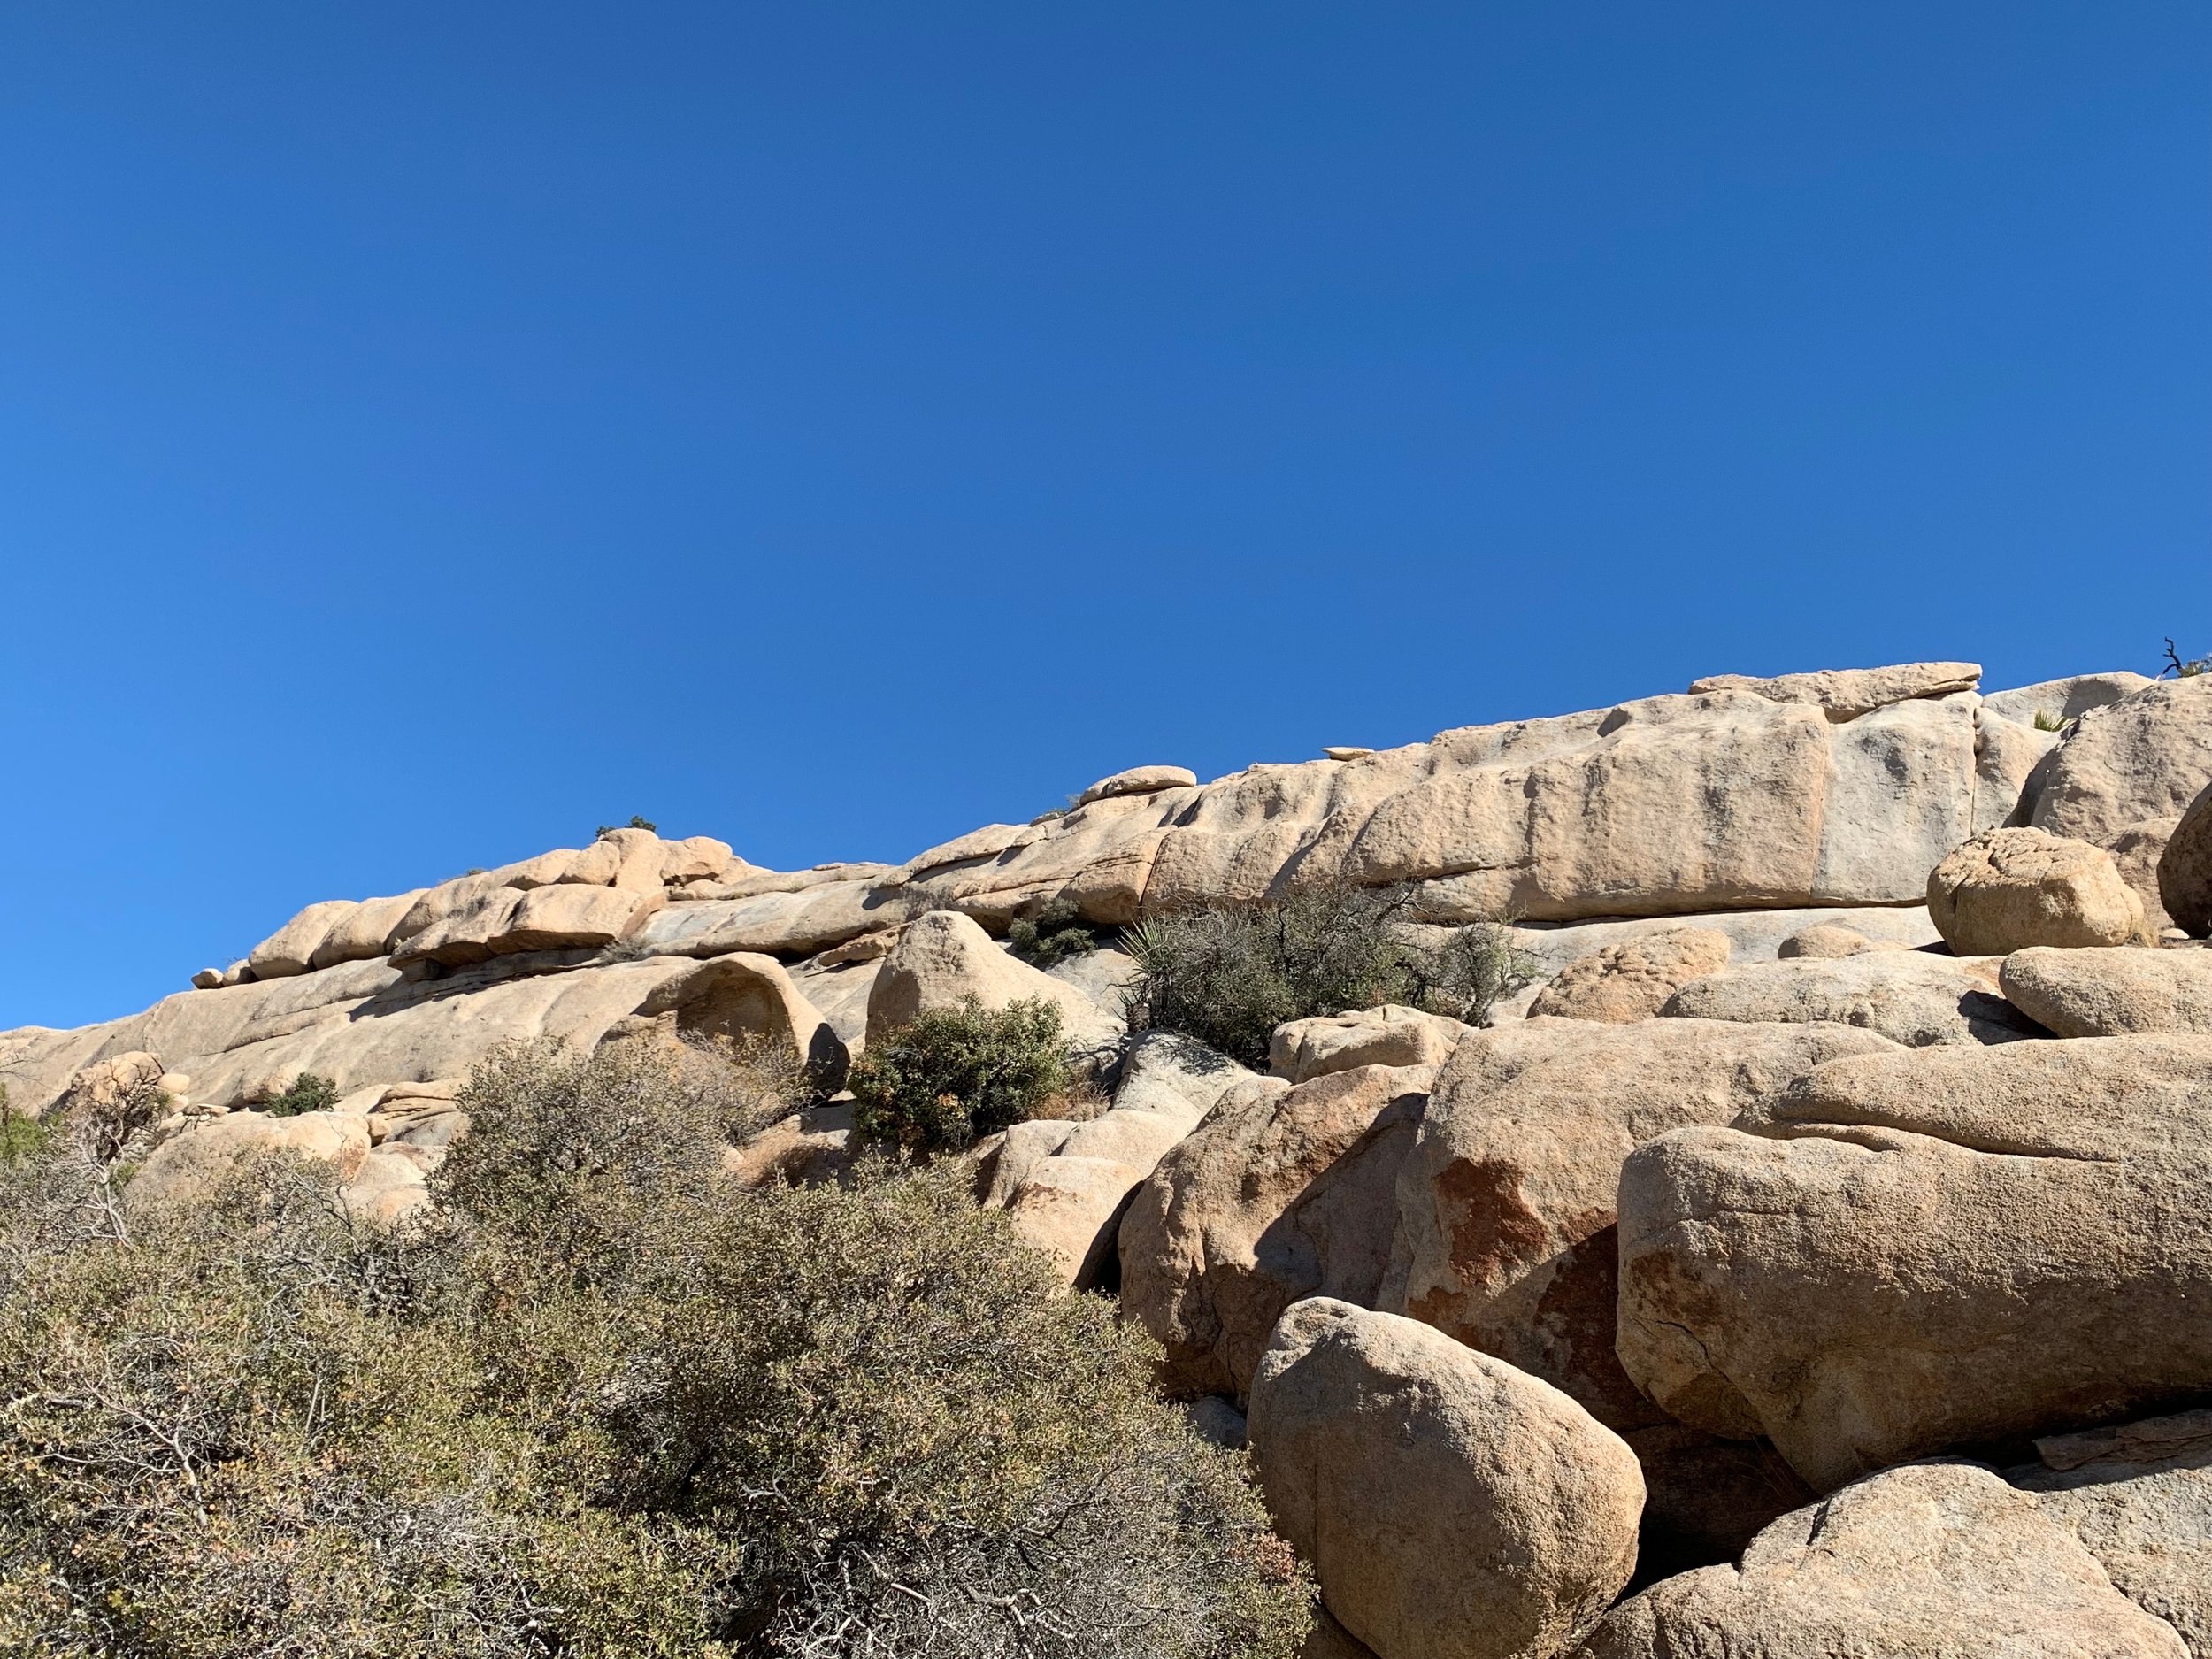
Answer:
[0, 1041, 1310, 1658]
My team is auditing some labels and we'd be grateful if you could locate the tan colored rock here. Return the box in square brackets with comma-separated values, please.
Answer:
[1661, 949, 2038, 1047]
[1981, 671, 2159, 730]
[1386, 1018, 1896, 1429]
[1688, 660, 1982, 719]
[2032, 674, 2212, 849]
[987, 1033, 1255, 1288]
[864, 910, 1123, 1053]
[190, 966, 225, 990]
[636, 879, 918, 960]
[1616, 1034, 2212, 1492]
[126, 1110, 372, 1214]
[247, 899, 362, 980]
[1580, 1462, 2189, 1659]
[2164, 781, 2212, 937]
[1526, 927, 1731, 1022]
[727, 1103, 856, 1188]
[656, 834, 742, 885]
[1929, 826, 2148, 954]
[2001, 946, 2212, 1037]
[630, 952, 849, 1087]
[1075, 764, 1199, 807]
[310, 889, 427, 968]
[1268, 1005, 1467, 1083]
[1774, 921, 1891, 958]
[340, 1147, 433, 1225]
[1248, 1299, 1643, 1659]
[2111, 816, 2183, 933]
[2010, 1409, 2212, 1657]
[1972, 703, 2061, 829]
[1118, 1064, 1432, 1399]
[1511, 906, 1941, 979]
[58, 1050, 167, 1116]
[499, 884, 664, 952]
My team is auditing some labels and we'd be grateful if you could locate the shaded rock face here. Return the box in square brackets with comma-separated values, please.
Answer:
[1248, 1300, 1642, 1659]
[1928, 826, 2148, 954]
[1384, 1018, 1898, 1431]
[1580, 1462, 2192, 1659]
[1118, 1064, 1432, 1400]
[1659, 949, 2041, 1047]
[1616, 1035, 2212, 1493]
[2009, 1409, 2212, 1657]
[1524, 927, 1732, 1023]
[2000, 945, 2212, 1037]
[2165, 781, 2212, 937]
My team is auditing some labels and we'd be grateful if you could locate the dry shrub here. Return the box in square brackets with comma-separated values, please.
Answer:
[0, 1039, 1312, 1659]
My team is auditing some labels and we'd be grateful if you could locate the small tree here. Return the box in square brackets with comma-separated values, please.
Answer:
[263, 1071, 341, 1117]
[847, 997, 1072, 1155]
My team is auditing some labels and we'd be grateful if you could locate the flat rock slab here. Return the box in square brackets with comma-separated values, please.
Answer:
[2001, 945, 2212, 1036]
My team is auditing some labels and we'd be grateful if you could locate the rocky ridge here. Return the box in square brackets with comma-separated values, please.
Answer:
[8, 657, 2212, 1659]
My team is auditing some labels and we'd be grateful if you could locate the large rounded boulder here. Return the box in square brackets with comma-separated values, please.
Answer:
[1248, 1299, 1642, 1659]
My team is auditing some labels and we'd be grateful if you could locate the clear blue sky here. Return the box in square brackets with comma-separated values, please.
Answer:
[2, 3, 2206, 1030]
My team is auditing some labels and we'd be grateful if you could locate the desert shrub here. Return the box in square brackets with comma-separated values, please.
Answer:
[847, 996, 1073, 1154]
[2034, 709, 2066, 733]
[1006, 895, 1100, 969]
[0, 1039, 1311, 1657]
[1124, 885, 1532, 1066]
[0, 1092, 43, 1164]
[264, 1070, 341, 1117]
[595, 814, 659, 838]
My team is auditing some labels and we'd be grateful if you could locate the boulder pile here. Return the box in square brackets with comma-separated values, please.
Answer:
[8, 657, 2212, 1656]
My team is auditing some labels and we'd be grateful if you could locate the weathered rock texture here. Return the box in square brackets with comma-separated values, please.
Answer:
[2000, 945, 2212, 1037]
[1268, 1006, 1466, 1083]
[1659, 949, 2037, 1047]
[1580, 1461, 2192, 1659]
[1384, 1018, 1898, 1430]
[1119, 1064, 1433, 1399]
[1525, 927, 1732, 1022]
[2009, 1409, 2212, 1657]
[1248, 1300, 1642, 1659]
[1928, 826, 2148, 954]
[2032, 674, 2212, 849]
[1617, 1035, 2212, 1491]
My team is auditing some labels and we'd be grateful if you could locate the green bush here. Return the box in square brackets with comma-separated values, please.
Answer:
[0, 1091, 44, 1164]
[2163, 638, 2208, 679]
[0, 1039, 1310, 1657]
[263, 1071, 341, 1117]
[1006, 895, 1100, 970]
[1123, 885, 1532, 1067]
[847, 997, 1073, 1155]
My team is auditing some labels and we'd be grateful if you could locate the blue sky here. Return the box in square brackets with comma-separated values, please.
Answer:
[2, 3, 2207, 1029]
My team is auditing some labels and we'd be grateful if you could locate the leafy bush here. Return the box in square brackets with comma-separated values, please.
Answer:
[1124, 885, 1532, 1067]
[1006, 895, 1100, 969]
[595, 814, 659, 838]
[847, 997, 1072, 1155]
[0, 1039, 1310, 1657]
[263, 1071, 341, 1117]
